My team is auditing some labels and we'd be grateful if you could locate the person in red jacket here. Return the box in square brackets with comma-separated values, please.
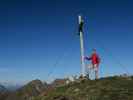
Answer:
[85, 49, 100, 79]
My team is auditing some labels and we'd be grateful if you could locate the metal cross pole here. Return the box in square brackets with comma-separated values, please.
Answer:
[78, 15, 86, 77]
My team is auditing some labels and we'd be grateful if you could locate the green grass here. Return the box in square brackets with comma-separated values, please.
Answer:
[33, 76, 133, 100]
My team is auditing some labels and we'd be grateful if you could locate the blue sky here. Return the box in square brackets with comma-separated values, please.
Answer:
[0, 0, 133, 84]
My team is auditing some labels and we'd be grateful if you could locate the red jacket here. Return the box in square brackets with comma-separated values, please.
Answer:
[85, 53, 100, 65]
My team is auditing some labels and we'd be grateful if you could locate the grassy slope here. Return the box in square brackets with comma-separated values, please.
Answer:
[5, 80, 46, 100]
[34, 76, 133, 100]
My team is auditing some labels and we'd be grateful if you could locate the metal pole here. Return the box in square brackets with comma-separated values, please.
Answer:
[78, 15, 85, 77]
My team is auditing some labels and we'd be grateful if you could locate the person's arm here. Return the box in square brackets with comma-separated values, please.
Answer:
[84, 56, 92, 61]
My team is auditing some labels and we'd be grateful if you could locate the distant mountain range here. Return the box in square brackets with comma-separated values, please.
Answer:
[0, 81, 24, 92]
[0, 85, 7, 92]
[0, 75, 133, 100]
[0, 78, 68, 100]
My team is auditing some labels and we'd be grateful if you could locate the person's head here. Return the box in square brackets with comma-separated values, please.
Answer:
[92, 49, 96, 54]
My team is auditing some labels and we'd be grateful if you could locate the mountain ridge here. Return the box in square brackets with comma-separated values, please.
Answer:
[33, 76, 133, 100]
[0, 75, 133, 100]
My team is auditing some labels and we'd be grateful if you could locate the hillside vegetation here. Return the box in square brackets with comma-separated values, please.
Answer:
[0, 76, 133, 100]
[33, 76, 133, 100]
